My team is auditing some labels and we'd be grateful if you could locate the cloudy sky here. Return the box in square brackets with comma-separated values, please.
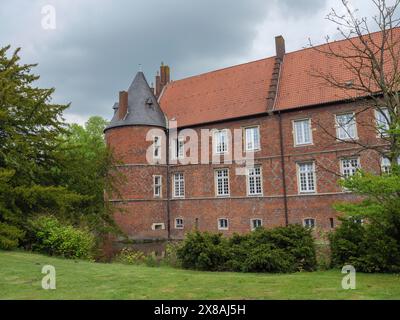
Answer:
[1, 0, 379, 124]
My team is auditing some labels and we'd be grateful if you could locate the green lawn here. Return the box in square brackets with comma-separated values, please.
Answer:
[1, 250, 399, 300]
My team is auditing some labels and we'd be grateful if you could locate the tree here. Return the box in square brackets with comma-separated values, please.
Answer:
[336, 170, 400, 238]
[0, 45, 87, 248]
[310, 0, 400, 167]
[0, 46, 68, 184]
[0, 46, 122, 250]
[309, 1, 400, 271]
[52, 116, 123, 235]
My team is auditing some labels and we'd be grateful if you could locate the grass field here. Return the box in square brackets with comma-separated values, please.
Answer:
[1, 250, 400, 300]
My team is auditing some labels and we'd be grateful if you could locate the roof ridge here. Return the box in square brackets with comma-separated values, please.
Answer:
[285, 26, 400, 56]
[165, 56, 274, 86]
[165, 27, 400, 88]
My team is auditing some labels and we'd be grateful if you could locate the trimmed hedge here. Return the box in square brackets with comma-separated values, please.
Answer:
[177, 224, 317, 273]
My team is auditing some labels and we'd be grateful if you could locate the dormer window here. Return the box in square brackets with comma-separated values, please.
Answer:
[145, 97, 153, 108]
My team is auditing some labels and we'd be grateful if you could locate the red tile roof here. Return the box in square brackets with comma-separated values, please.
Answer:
[159, 58, 275, 127]
[159, 29, 399, 127]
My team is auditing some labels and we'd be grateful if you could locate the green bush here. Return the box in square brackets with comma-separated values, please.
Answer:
[246, 225, 317, 271]
[164, 241, 183, 267]
[315, 242, 331, 271]
[177, 232, 230, 271]
[27, 216, 95, 259]
[0, 222, 25, 250]
[240, 244, 295, 273]
[114, 248, 160, 267]
[177, 224, 317, 273]
[114, 248, 146, 265]
[330, 218, 400, 273]
[329, 218, 365, 267]
[144, 252, 160, 267]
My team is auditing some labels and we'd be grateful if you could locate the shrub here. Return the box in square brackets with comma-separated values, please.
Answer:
[114, 248, 160, 267]
[177, 224, 317, 273]
[177, 232, 230, 271]
[144, 252, 160, 267]
[114, 248, 146, 265]
[27, 216, 95, 259]
[329, 218, 365, 268]
[247, 225, 317, 271]
[241, 244, 295, 273]
[164, 241, 183, 267]
[357, 224, 400, 273]
[315, 242, 331, 270]
[0, 222, 25, 250]
[330, 218, 400, 273]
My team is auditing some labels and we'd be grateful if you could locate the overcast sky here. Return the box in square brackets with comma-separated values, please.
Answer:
[1, 0, 379, 125]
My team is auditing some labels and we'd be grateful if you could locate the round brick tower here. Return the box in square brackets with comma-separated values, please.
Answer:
[104, 72, 168, 240]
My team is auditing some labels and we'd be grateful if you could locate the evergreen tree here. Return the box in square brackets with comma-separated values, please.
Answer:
[0, 46, 121, 249]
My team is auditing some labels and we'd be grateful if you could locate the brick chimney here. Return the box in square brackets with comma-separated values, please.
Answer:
[155, 63, 171, 97]
[160, 62, 170, 86]
[267, 35, 285, 110]
[118, 90, 128, 120]
[155, 71, 161, 97]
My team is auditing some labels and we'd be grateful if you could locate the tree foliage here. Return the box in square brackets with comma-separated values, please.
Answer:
[331, 167, 400, 272]
[0, 45, 121, 250]
[53, 116, 123, 235]
[336, 168, 400, 243]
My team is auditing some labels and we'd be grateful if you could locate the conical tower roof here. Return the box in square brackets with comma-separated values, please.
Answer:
[105, 72, 166, 131]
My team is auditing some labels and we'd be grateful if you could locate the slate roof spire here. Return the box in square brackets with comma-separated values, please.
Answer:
[105, 72, 166, 131]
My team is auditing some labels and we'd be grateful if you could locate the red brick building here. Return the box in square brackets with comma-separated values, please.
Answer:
[105, 32, 392, 241]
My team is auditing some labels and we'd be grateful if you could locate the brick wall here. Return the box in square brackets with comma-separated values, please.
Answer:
[106, 126, 169, 240]
[106, 101, 386, 240]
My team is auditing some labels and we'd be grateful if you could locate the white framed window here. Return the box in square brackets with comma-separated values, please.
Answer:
[250, 218, 263, 231]
[335, 113, 357, 140]
[303, 218, 316, 228]
[215, 168, 230, 196]
[214, 129, 228, 154]
[218, 218, 229, 230]
[297, 162, 316, 193]
[247, 166, 263, 196]
[381, 156, 400, 174]
[175, 218, 184, 229]
[293, 119, 312, 146]
[153, 175, 162, 197]
[153, 136, 161, 159]
[340, 158, 360, 178]
[375, 108, 390, 137]
[151, 223, 165, 230]
[173, 173, 185, 198]
[244, 126, 260, 151]
[173, 136, 185, 159]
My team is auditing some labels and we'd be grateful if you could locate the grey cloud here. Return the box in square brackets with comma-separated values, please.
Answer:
[1, 0, 332, 122]
[274, 0, 328, 15]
